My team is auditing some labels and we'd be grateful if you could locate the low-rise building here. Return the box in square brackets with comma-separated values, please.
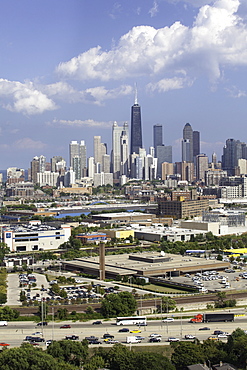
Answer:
[75, 233, 107, 244]
[2, 221, 71, 252]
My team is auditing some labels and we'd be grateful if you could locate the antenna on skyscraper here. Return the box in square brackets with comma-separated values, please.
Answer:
[134, 83, 138, 105]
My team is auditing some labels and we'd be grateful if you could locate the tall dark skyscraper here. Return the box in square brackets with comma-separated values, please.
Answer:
[182, 123, 193, 162]
[130, 87, 142, 155]
[193, 131, 200, 158]
[153, 124, 163, 156]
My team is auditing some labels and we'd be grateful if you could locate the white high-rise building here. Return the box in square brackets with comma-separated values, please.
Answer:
[69, 141, 79, 167]
[37, 171, 59, 187]
[120, 127, 129, 177]
[69, 140, 87, 178]
[39, 155, 46, 173]
[64, 168, 75, 187]
[88, 157, 95, 179]
[112, 121, 129, 179]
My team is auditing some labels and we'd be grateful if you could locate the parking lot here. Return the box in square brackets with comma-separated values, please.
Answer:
[171, 267, 247, 293]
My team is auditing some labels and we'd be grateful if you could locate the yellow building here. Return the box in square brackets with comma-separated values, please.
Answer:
[105, 229, 134, 240]
[224, 248, 247, 257]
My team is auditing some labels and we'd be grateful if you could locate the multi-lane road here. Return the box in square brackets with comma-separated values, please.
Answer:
[1, 316, 246, 348]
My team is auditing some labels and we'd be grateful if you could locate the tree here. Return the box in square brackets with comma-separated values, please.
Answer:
[134, 352, 175, 370]
[105, 343, 136, 370]
[171, 342, 206, 370]
[0, 306, 19, 320]
[84, 355, 105, 370]
[101, 291, 137, 318]
[47, 340, 88, 367]
[92, 344, 174, 370]
[55, 308, 68, 320]
[0, 343, 75, 370]
[159, 297, 176, 313]
[215, 291, 226, 308]
[0, 244, 10, 264]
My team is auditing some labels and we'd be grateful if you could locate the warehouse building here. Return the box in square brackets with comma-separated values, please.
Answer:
[2, 220, 71, 252]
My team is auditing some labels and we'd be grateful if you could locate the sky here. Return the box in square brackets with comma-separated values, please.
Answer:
[1, 0, 247, 169]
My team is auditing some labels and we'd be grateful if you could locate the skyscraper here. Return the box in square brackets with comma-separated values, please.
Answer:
[182, 123, 193, 162]
[69, 141, 79, 167]
[112, 121, 129, 179]
[196, 154, 208, 182]
[153, 124, 163, 156]
[156, 145, 172, 178]
[69, 140, 87, 178]
[130, 87, 142, 155]
[193, 131, 200, 159]
[221, 138, 246, 176]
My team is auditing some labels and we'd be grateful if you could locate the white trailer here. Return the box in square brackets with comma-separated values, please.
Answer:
[126, 336, 141, 343]
[0, 321, 7, 326]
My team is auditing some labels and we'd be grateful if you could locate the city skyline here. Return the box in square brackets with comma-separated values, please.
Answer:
[0, 0, 247, 168]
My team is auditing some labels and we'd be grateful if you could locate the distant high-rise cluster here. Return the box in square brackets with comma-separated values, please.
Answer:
[13, 88, 247, 191]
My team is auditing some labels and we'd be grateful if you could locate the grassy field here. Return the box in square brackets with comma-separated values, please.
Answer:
[140, 283, 189, 294]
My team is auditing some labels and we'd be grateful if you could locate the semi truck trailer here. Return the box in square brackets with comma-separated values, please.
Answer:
[190, 313, 234, 323]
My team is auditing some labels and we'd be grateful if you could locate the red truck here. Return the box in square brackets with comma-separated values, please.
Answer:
[190, 313, 234, 323]
[190, 314, 203, 323]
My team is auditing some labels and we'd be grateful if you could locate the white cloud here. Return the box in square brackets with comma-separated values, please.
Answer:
[149, 1, 159, 17]
[200, 140, 225, 156]
[13, 138, 46, 150]
[43, 82, 133, 105]
[108, 2, 122, 19]
[168, 0, 214, 7]
[146, 76, 193, 92]
[56, 0, 247, 89]
[84, 84, 133, 104]
[52, 119, 112, 129]
[225, 86, 247, 97]
[0, 79, 57, 115]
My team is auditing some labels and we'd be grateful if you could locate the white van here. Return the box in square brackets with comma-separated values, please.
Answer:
[126, 336, 141, 343]
[0, 321, 7, 326]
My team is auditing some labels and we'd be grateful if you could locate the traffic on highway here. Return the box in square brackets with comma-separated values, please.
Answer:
[0, 314, 246, 348]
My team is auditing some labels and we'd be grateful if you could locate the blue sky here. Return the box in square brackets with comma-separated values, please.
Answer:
[1, 0, 247, 168]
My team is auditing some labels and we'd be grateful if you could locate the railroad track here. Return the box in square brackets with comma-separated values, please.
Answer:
[14, 290, 247, 315]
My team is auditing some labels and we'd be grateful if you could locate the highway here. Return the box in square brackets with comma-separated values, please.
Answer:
[1, 316, 246, 348]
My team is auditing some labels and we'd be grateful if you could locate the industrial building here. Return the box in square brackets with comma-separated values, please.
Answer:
[131, 225, 203, 242]
[2, 220, 71, 252]
[91, 211, 156, 223]
[62, 251, 230, 280]
[157, 198, 209, 219]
